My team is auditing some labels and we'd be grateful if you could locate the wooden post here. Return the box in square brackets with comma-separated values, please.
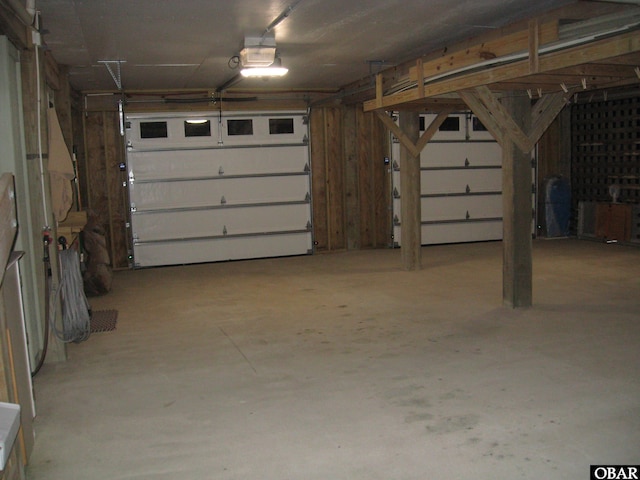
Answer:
[501, 94, 533, 307]
[399, 111, 421, 270]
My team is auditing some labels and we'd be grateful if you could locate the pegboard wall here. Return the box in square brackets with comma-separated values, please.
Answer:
[571, 94, 640, 233]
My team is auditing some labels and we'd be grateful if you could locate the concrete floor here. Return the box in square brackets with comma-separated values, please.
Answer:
[26, 239, 639, 479]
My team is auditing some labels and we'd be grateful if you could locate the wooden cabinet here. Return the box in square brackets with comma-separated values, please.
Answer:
[595, 203, 632, 242]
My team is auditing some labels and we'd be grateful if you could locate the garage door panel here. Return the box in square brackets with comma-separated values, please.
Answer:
[422, 221, 503, 244]
[133, 232, 313, 267]
[421, 169, 501, 194]
[422, 195, 502, 222]
[132, 203, 310, 241]
[130, 175, 309, 211]
[128, 146, 308, 181]
[393, 220, 503, 246]
[420, 142, 501, 168]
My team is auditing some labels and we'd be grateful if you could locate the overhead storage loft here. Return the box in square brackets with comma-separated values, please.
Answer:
[360, 5, 640, 113]
[349, 2, 640, 307]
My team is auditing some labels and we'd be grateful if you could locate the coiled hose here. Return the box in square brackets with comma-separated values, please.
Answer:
[51, 248, 91, 344]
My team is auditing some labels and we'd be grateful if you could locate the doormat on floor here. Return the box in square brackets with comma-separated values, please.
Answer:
[90, 309, 118, 333]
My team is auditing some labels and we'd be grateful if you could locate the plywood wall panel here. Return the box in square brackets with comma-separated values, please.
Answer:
[357, 107, 373, 248]
[102, 113, 129, 269]
[83, 112, 129, 269]
[310, 105, 390, 252]
[370, 111, 392, 248]
[325, 107, 346, 250]
[344, 106, 360, 250]
[84, 113, 108, 222]
[310, 108, 329, 251]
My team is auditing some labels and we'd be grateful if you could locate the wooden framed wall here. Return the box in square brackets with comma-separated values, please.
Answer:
[79, 103, 391, 266]
[310, 105, 391, 252]
[356, 106, 391, 249]
[82, 110, 129, 269]
[310, 107, 346, 251]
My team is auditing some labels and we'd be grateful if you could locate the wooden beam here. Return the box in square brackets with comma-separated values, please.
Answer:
[408, 20, 559, 85]
[458, 89, 505, 146]
[374, 111, 420, 157]
[460, 86, 568, 153]
[474, 86, 533, 152]
[416, 58, 425, 99]
[399, 111, 421, 271]
[375, 73, 383, 109]
[501, 94, 533, 308]
[528, 91, 569, 145]
[364, 29, 640, 112]
[0, 3, 29, 49]
[529, 19, 540, 74]
[415, 109, 453, 153]
[375, 108, 454, 159]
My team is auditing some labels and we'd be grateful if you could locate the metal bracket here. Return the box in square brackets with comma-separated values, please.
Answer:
[97, 60, 126, 91]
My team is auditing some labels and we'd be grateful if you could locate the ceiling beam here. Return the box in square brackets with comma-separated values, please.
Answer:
[409, 20, 559, 88]
[364, 29, 640, 112]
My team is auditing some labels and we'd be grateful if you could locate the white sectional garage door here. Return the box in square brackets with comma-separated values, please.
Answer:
[125, 111, 312, 267]
[392, 113, 504, 246]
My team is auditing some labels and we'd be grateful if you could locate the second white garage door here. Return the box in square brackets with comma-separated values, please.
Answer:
[392, 113, 503, 246]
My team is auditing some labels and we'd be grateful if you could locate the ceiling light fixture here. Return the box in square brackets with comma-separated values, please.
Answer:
[240, 35, 277, 67]
[238, 34, 288, 77]
[240, 57, 288, 77]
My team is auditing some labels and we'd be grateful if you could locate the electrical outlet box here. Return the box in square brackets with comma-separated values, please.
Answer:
[0, 402, 21, 469]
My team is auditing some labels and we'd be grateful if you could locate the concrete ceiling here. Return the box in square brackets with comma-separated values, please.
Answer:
[36, 0, 581, 93]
